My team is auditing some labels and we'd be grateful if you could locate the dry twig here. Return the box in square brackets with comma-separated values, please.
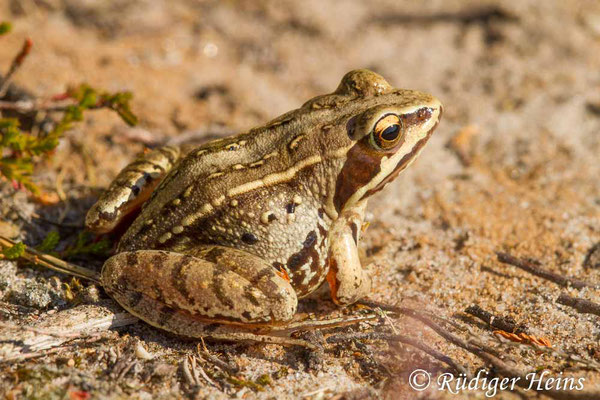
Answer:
[464, 304, 528, 334]
[496, 252, 597, 289]
[557, 293, 600, 318]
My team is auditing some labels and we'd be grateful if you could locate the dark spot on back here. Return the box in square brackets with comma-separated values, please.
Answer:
[286, 203, 296, 214]
[241, 232, 259, 245]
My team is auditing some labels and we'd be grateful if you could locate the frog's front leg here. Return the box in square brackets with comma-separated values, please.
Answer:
[86, 146, 181, 234]
[101, 246, 298, 335]
[326, 200, 372, 305]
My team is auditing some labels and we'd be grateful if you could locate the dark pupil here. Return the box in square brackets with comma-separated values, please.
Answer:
[380, 124, 400, 141]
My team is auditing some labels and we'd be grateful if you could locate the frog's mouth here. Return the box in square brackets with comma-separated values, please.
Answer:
[362, 118, 440, 199]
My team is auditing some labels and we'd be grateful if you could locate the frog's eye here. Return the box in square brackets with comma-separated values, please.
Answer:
[371, 114, 404, 151]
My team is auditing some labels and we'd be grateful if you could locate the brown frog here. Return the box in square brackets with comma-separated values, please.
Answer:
[85, 69, 442, 339]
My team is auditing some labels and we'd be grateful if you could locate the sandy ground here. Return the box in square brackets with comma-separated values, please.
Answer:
[1, 0, 600, 399]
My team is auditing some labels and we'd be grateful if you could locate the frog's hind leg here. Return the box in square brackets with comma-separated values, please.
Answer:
[101, 247, 298, 339]
[86, 146, 180, 234]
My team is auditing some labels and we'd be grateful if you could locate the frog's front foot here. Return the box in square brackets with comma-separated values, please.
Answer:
[326, 201, 372, 305]
[101, 246, 298, 333]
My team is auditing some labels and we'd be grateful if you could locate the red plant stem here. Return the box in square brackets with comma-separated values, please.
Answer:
[0, 38, 33, 97]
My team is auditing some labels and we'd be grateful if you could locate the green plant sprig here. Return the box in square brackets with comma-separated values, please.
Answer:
[0, 22, 11, 36]
[1, 26, 138, 195]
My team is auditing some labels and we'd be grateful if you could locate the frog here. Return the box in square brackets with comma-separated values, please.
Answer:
[85, 69, 442, 340]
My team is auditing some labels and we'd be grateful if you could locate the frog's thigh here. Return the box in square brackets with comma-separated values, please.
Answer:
[86, 146, 181, 234]
[327, 200, 372, 305]
[101, 248, 298, 329]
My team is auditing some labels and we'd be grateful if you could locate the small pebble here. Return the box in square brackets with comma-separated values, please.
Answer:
[135, 341, 154, 360]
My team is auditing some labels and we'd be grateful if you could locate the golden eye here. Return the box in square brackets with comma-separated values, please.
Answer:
[371, 114, 403, 150]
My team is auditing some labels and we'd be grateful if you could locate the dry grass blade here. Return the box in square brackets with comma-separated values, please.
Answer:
[0, 235, 101, 283]
[182, 356, 196, 386]
[190, 355, 220, 388]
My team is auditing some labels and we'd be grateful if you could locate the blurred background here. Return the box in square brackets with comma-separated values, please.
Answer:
[1, 1, 599, 399]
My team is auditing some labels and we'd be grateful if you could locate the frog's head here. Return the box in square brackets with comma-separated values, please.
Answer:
[327, 69, 443, 213]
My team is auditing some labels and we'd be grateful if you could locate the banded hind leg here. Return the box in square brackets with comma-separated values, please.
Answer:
[101, 246, 298, 337]
[86, 146, 181, 234]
